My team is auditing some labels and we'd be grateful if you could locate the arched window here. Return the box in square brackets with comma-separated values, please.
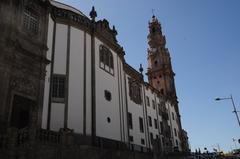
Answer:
[99, 45, 114, 75]
[128, 78, 142, 105]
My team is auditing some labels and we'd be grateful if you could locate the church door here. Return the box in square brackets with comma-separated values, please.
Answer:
[10, 95, 34, 129]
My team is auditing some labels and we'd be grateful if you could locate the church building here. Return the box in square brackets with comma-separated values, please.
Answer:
[0, 0, 189, 154]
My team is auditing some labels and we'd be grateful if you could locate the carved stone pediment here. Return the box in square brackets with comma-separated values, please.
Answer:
[128, 77, 142, 105]
[95, 19, 118, 43]
[10, 75, 37, 98]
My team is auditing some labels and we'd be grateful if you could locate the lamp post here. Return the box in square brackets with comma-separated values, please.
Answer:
[215, 95, 240, 127]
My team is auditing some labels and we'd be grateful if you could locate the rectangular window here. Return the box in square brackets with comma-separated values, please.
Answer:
[148, 116, 152, 127]
[160, 121, 163, 133]
[129, 135, 133, 142]
[141, 138, 145, 145]
[23, 7, 39, 34]
[128, 112, 133, 129]
[150, 133, 153, 145]
[146, 96, 150, 106]
[167, 125, 171, 138]
[174, 128, 177, 137]
[99, 45, 114, 75]
[139, 117, 144, 133]
[52, 75, 65, 102]
[129, 78, 142, 105]
[158, 104, 161, 116]
[154, 119, 158, 129]
[152, 100, 155, 109]
[172, 112, 175, 120]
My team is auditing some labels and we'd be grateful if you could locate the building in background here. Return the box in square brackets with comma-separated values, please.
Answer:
[0, 0, 189, 155]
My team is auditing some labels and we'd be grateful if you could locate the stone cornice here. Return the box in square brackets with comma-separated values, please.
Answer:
[50, 4, 125, 60]
[123, 63, 143, 83]
[144, 82, 166, 101]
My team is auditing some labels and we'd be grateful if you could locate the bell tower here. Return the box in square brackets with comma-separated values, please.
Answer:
[147, 15, 185, 151]
[147, 15, 177, 101]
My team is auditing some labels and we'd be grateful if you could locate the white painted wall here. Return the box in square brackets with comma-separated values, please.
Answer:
[67, 27, 84, 134]
[54, 23, 68, 74]
[119, 62, 128, 143]
[145, 88, 160, 148]
[85, 33, 92, 135]
[125, 74, 147, 147]
[50, 103, 65, 131]
[95, 38, 121, 141]
[42, 15, 54, 129]
[167, 102, 181, 150]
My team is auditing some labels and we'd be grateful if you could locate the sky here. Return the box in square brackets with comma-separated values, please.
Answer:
[55, 0, 240, 153]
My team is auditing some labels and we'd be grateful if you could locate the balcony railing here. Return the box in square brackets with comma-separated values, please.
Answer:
[36, 129, 60, 144]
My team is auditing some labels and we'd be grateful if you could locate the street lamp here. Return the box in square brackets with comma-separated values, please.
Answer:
[215, 95, 240, 127]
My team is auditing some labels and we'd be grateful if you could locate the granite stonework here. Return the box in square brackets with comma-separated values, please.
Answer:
[0, 128, 188, 159]
[0, 0, 49, 133]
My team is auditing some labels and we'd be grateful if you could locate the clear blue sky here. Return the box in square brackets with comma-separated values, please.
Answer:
[56, 0, 240, 153]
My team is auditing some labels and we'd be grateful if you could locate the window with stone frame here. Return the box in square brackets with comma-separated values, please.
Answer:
[160, 121, 163, 133]
[23, 6, 39, 34]
[128, 78, 142, 105]
[174, 128, 177, 137]
[172, 112, 175, 120]
[129, 135, 133, 142]
[139, 117, 144, 133]
[128, 112, 133, 129]
[158, 104, 161, 116]
[152, 100, 156, 109]
[99, 45, 114, 75]
[146, 96, 150, 106]
[154, 118, 158, 129]
[148, 116, 152, 127]
[104, 90, 112, 101]
[150, 133, 154, 145]
[52, 74, 66, 102]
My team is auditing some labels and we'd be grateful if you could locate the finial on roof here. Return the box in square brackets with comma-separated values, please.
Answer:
[112, 25, 118, 36]
[152, 9, 155, 17]
[90, 6, 97, 21]
[139, 64, 144, 74]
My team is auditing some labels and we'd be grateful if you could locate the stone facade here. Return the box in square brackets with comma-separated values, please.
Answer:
[0, 0, 49, 132]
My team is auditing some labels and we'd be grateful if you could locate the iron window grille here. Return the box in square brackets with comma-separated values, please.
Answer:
[23, 7, 39, 34]
[52, 75, 65, 102]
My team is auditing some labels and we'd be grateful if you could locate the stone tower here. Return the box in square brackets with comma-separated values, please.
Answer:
[147, 15, 177, 102]
[147, 15, 184, 150]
